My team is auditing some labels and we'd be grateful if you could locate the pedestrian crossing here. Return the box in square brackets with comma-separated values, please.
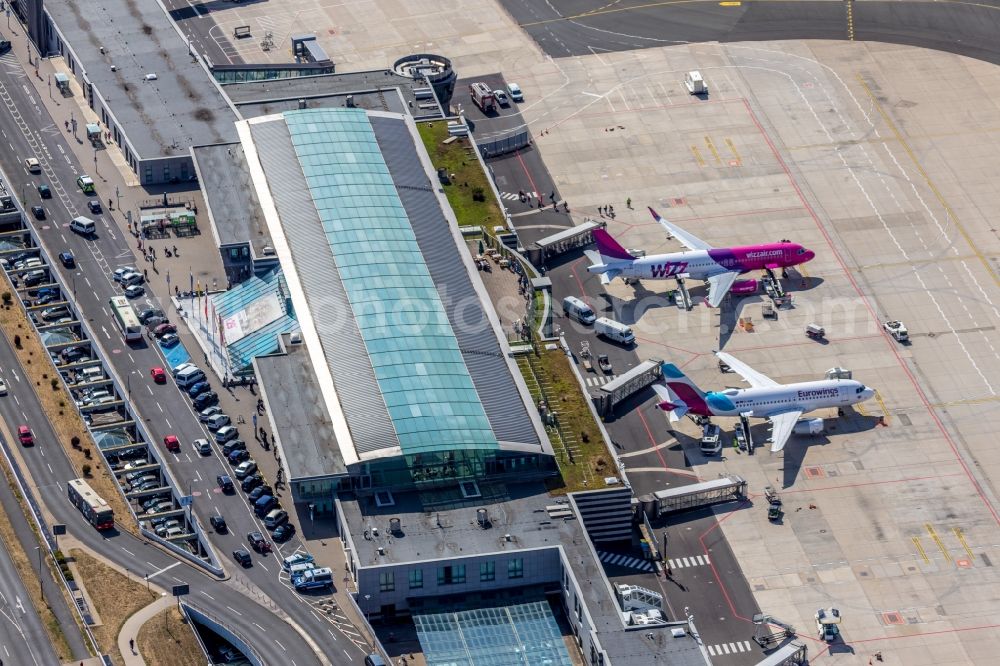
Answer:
[500, 190, 538, 201]
[597, 551, 655, 572]
[666, 554, 711, 569]
[584, 374, 615, 387]
[706, 641, 755, 657]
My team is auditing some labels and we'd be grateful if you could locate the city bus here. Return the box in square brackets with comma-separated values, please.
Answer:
[67, 478, 114, 530]
[108, 295, 142, 342]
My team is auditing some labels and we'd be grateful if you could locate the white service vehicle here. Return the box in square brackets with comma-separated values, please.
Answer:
[883, 320, 909, 342]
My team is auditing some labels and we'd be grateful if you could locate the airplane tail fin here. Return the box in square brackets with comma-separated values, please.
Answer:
[659, 362, 710, 414]
[593, 229, 635, 263]
[584, 249, 620, 285]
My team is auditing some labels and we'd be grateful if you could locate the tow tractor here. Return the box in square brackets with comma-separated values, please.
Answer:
[764, 485, 783, 522]
[597, 354, 612, 374]
[815, 608, 842, 642]
[883, 320, 909, 343]
[580, 341, 594, 372]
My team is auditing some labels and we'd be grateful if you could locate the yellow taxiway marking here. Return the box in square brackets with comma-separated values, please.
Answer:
[691, 146, 706, 167]
[725, 138, 742, 164]
[704, 136, 722, 163]
[953, 528, 975, 560]
[720, 1, 741, 5]
[846, 0, 855, 41]
[858, 76, 999, 289]
[926, 524, 952, 564]
[912, 536, 930, 565]
[873, 390, 890, 425]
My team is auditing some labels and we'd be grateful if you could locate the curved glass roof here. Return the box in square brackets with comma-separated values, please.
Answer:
[284, 109, 497, 456]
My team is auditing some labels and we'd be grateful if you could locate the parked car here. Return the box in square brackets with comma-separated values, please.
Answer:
[58, 251, 75, 268]
[194, 438, 212, 455]
[163, 435, 181, 453]
[137, 307, 164, 323]
[272, 523, 296, 543]
[153, 322, 177, 337]
[222, 440, 246, 456]
[17, 425, 33, 446]
[150, 367, 166, 384]
[233, 460, 257, 479]
[187, 381, 210, 398]
[240, 474, 263, 492]
[214, 426, 238, 444]
[199, 406, 224, 422]
[228, 449, 250, 464]
[0, 41, 9, 56]
[87, 200, 102, 214]
[263, 509, 289, 530]
[23, 270, 47, 287]
[37, 183, 51, 198]
[113, 267, 138, 283]
[493, 89, 510, 106]
[210, 515, 227, 533]
[123, 284, 144, 298]
[144, 316, 167, 331]
[0, 378, 8, 396]
[193, 391, 218, 410]
[205, 414, 231, 431]
[30, 205, 45, 220]
[217, 474, 235, 493]
[159, 333, 180, 347]
[507, 82, 524, 101]
[247, 485, 273, 504]
[120, 271, 144, 286]
[232, 549, 252, 567]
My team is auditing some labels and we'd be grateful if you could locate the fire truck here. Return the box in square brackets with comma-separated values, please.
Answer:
[469, 82, 497, 113]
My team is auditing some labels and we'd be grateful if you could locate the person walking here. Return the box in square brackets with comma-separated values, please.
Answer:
[626, 197, 632, 209]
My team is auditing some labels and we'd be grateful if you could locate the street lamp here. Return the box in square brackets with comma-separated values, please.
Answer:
[363, 594, 371, 626]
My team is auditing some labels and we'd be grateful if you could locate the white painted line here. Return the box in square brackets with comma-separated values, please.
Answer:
[257, 561, 268, 573]
[729, 642, 738, 653]
[145, 561, 181, 581]
[343, 649, 352, 661]
[721, 643, 730, 654]
[274, 640, 285, 650]
[120, 547, 135, 557]
[253, 622, 266, 632]
[199, 590, 214, 600]
[580, 91, 603, 98]
[226, 605, 242, 616]
[708, 645, 716, 656]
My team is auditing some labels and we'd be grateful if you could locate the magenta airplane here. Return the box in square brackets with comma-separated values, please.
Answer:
[584, 207, 815, 307]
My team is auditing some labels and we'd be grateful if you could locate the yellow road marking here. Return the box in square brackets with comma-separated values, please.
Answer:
[932, 395, 1000, 408]
[846, 1, 854, 41]
[719, 1, 741, 5]
[858, 76, 1000, 289]
[874, 390, 890, 425]
[926, 524, 952, 564]
[855, 401, 868, 416]
[953, 528, 975, 560]
[912, 536, 930, 565]
[704, 136, 722, 163]
[691, 146, 706, 167]
[725, 138, 742, 164]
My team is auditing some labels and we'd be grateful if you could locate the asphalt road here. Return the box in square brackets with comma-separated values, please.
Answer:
[500, 0, 1000, 63]
[0, 50, 366, 665]
[0, 457, 70, 666]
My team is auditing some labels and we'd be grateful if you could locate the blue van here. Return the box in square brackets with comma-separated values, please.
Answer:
[254, 495, 277, 517]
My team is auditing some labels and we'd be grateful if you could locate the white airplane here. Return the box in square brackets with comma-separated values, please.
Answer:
[583, 207, 814, 307]
[652, 351, 876, 452]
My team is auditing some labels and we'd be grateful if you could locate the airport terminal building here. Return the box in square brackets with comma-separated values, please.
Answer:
[227, 107, 555, 508]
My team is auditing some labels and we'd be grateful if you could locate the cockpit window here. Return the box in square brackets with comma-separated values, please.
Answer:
[797, 248, 806, 255]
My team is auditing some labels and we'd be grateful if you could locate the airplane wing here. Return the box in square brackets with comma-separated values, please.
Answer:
[715, 351, 779, 388]
[649, 207, 712, 251]
[767, 410, 803, 452]
[706, 272, 739, 307]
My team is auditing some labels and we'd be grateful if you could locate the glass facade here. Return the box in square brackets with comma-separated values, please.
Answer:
[409, 569, 423, 589]
[437, 564, 465, 586]
[284, 109, 498, 459]
[480, 561, 495, 582]
[214, 66, 334, 84]
[507, 559, 523, 580]
[379, 571, 395, 592]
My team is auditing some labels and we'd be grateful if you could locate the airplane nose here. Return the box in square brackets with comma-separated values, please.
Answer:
[803, 249, 816, 263]
[862, 388, 876, 401]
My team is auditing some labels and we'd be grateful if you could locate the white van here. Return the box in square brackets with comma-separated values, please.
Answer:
[594, 317, 635, 345]
[562, 296, 596, 325]
[287, 561, 316, 577]
[69, 217, 96, 235]
[175, 366, 205, 388]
